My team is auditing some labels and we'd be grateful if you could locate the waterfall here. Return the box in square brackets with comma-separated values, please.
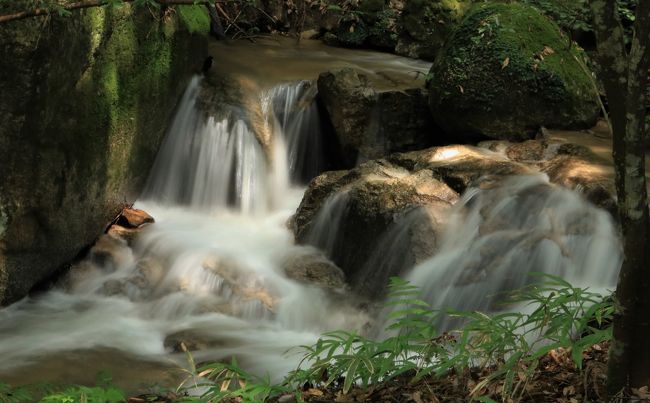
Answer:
[0, 77, 364, 387]
[264, 81, 325, 183]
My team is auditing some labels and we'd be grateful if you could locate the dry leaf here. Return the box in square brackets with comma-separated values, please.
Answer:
[563, 385, 576, 396]
[305, 388, 324, 397]
[458, 85, 464, 94]
[502, 57, 510, 69]
[410, 391, 424, 403]
[542, 46, 555, 56]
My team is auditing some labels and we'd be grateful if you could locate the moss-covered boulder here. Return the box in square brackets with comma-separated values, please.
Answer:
[427, 3, 600, 141]
[396, 0, 472, 60]
[0, 5, 209, 305]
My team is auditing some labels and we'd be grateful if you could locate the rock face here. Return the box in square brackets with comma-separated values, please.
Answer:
[396, 0, 471, 61]
[427, 3, 600, 141]
[0, 5, 209, 305]
[317, 68, 436, 166]
[293, 159, 460, 297]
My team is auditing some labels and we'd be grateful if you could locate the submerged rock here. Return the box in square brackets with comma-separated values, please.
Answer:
[427, 3, 600, 141]
[282, 249, 346, 290]
[317, 68, 436, 165]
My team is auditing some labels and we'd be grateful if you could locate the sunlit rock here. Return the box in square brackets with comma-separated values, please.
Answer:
[542, 155, 616, 215]
[115, 208, 155, 229]
[389, 145, 531, 193]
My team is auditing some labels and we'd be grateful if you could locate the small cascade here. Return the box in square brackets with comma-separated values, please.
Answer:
[263, 81, 326, 183]
[141, 77, 276, 214]
[142, 78, 329, 214]
[304, 191, 351, 256]
[406, 174, 621, 331]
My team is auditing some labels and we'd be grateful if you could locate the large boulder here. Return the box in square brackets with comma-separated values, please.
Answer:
[396, 0, 472, 60]
[317, 68, 436, 166]
[0, 5, 209, 305]
[293, 159, 459, 297]
[427, 3, 600, 141]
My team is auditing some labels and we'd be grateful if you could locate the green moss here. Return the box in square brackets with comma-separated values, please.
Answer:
[427, 3, 599, 139]
[177, 5, 210, 35]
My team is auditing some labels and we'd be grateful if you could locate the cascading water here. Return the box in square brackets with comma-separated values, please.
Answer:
[0, 76, 366, 388]
[406, 174, 621, 331]
[263, 81, 326, 183]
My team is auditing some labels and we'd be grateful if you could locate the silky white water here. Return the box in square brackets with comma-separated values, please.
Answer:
[407, 174, 621, 331]
[0, 76, 366, 388]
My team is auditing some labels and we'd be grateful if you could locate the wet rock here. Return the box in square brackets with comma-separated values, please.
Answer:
[202, 255, 278, 312]
[89, 235, 132, 272]
[115, 208, 154, 229]
[164, 331, 220, 353]
[101, 279, 125, 296]
[427, 3, 600, 141]
[293, 159, 458, 297]
[282, 249, 346, 289]
[505, 140, 546, 162]
[317, 68, 435, 165]
[389, 145, 532, 193]
[106, 224, 142, 246]
[541, 155, 616, 215]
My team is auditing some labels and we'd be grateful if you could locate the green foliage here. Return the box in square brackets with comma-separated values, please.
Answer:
[1, 373, 125, 403]
[1, 276, 613, 402]
[521, 0, 637, 44]
[0, 382, 33, 403]
[178, 275, 612, 402]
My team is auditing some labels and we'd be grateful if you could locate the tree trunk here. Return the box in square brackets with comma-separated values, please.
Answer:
[591, 0, 650, 397]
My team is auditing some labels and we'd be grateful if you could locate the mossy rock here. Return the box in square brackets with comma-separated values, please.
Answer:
[427, 3, 600, 141]
[396, 0, 472, 60]
[0, 5, 208, 305]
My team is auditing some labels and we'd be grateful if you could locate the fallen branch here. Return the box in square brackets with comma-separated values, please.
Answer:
[0, 0, 228, 24]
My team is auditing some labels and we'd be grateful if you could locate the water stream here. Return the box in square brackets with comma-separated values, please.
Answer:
[0, 39, 621, 391]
